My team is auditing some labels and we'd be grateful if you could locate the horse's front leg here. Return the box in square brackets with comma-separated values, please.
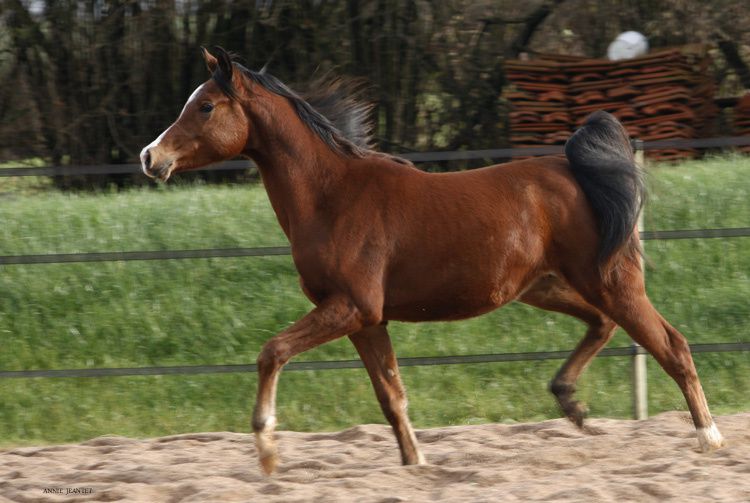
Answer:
[252, 295, 368, 475]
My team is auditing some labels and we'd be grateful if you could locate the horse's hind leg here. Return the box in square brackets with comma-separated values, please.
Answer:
[349, 324, 426, 465]
[520, 275, 617, 428]
[619, 307, 723, 451]
[567, 261, 725, 451]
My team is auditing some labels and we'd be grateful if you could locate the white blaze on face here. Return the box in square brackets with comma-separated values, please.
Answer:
[182, 83, 206, 114]
[141, 128, 168, 155]
[140, 83, 205, 175]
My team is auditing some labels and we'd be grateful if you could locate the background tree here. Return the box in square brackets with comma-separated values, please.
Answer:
[0, 0, 748, 167]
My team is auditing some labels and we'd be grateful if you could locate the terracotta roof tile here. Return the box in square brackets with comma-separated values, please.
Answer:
[505, 44, 714, 159]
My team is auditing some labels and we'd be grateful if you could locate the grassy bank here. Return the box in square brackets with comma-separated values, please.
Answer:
[0, 155, 748, 445]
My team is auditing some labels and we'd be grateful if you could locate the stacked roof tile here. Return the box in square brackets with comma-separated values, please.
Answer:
[505, 45, 716, 161]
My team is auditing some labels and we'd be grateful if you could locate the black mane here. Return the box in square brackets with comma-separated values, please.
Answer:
[211, 54, 373, 157]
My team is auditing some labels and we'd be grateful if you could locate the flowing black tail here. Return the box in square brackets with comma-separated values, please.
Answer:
[565, 111, 645, 267]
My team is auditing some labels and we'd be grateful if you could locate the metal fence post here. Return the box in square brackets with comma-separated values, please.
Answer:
[632, 139, 648, 420]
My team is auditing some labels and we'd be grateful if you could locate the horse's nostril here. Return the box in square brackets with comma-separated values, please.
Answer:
[143, 149, 152, 170]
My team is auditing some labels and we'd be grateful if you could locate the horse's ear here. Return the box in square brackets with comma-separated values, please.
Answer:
[202, 46, 218, 74]
[213, 46, 234, 80]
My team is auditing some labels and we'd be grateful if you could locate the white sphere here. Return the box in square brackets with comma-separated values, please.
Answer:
[607, 31, 649, 61]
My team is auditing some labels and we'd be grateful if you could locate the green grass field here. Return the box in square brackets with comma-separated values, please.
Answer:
[0, 155, 748, 445]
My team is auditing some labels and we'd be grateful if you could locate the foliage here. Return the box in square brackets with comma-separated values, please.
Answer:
[1, 0, 749, 166]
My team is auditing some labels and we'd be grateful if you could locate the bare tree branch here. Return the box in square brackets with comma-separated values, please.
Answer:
[712, 32, 750, 89]
[510, 0, 568, 57]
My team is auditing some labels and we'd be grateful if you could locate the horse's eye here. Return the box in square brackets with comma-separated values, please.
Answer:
[199, 102, 214, 113]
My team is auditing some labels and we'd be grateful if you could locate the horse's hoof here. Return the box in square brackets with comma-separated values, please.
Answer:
[403, 451, 427, 466]
[255, 423, 279, 475]
[259, 452, 279, 475]
[697, 422, 725, 452]
[564, 401, 588, 429]
[581, 424, 606, 436]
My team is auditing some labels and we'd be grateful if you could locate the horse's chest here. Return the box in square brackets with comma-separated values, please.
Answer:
[291, 247, 348, 304]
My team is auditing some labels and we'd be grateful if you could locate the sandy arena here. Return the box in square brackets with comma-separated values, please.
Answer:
[1, 411, 748, 502]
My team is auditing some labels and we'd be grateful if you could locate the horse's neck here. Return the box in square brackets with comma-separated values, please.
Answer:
[251, 141, 348, 239]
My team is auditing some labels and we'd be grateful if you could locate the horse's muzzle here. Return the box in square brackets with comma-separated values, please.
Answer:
[140, 147, 173, 181]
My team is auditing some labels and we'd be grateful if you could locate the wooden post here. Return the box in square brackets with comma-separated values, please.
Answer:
[632, 139, 648, 420]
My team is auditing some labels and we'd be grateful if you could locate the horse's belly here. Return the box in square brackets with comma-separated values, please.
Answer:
[383, 300, 500, 322]
[381, 239, 539, 322]
[382, 276, 516, 322]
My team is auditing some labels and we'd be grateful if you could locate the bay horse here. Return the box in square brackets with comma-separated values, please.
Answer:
[141, 47, 724, 474]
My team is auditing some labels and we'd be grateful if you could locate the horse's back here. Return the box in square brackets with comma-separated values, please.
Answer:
[354, 152, 598, 265]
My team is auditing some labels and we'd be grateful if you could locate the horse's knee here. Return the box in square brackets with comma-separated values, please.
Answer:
[257, 340, 290, 372]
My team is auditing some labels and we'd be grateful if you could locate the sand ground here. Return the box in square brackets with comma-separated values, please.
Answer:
[1, 411, 749, 502]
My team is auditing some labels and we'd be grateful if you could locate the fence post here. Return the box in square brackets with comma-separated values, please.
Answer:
[632, 139, 648, 420]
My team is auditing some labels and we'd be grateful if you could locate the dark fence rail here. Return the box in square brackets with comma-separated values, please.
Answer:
[0, 246, 292, 265]
[2, 135, 750, 178]
[1, 342, 748, 380]
[1, 228, 748, 266]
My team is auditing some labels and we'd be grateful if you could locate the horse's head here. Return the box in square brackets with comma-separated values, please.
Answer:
[141, 47, 250, 181]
